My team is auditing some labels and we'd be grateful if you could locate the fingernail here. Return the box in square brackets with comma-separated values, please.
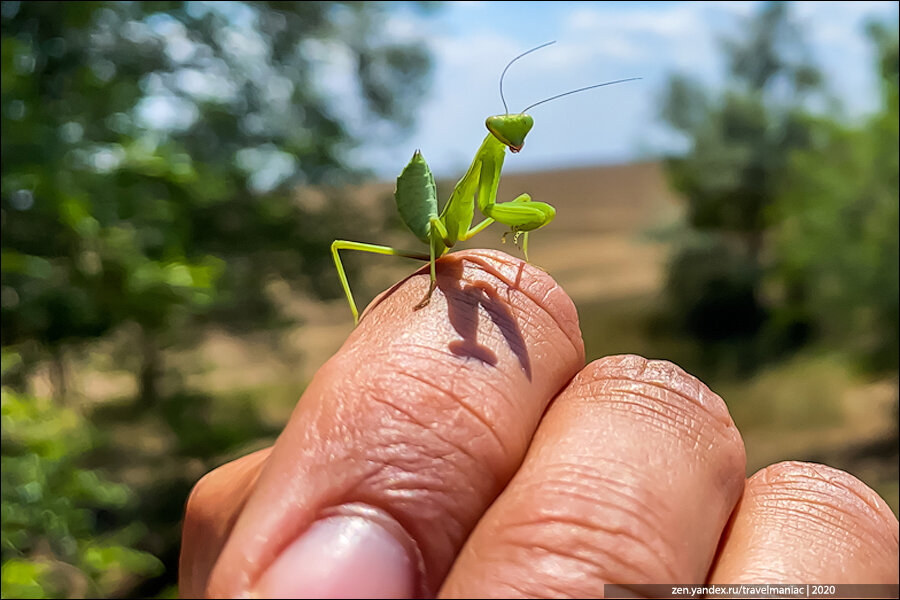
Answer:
[252, 513, 418, 599]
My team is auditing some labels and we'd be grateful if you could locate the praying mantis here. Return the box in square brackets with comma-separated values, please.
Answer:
[332, 42, 638, 324]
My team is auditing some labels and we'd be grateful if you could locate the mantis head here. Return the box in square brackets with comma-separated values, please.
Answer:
[486, 113, 533, 153]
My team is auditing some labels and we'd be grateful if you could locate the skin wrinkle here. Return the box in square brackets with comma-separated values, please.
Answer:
[390, 341, 467, 363]
[777, 466, 895, 520]
[605, 384, 703, 429]
[386, 340, 551, 454]
[527, 540, 615, 574]
[565, 370, 741, 486]
[380, 349, 489, 407]
[395, 369, 510, 461]
[361, 421, 466, 484]
[723, 512, 857, 581]
[369, 439, 459, 469]
[768, 490, 863, 526]
[522, 578, 588, 600]
[604, 389, 720, 453]
[526, 462, 671, 541]
[573, 370, 743, 481]
[390, 322, 532, 406]
[496, 460, 675, 581]
[260, 370, 476, 595]
[495, 357, 739, 582]
[605, 357, 731, 427]
[760, 503, 852, 543]
[512, 479, 662, 541]
[446, 372, 523, 428]
[361, 388, 454, 454]
[514, 308, 556, 344]
[362, 392, 498, 497]
[602, 393, 689, 436]
[387, 349, 528, 450]
[586, 374, 733, 431]
[749, 488, 889, 555]
[758, 463, 898, 541]
[369, 359, 550, 485]
[519, 539, 684, 599]
[352, 472, 453, 516]
[501, 522, 666, 590]
[508, 499, 677, 582]
[535, 281, 563, 313]
[499, 578, 568, 600]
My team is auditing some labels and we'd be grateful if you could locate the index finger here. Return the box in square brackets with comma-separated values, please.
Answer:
[202, 249, 585, 597]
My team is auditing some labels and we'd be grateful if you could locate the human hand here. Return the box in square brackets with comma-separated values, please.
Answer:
[179, 250, 899, 598]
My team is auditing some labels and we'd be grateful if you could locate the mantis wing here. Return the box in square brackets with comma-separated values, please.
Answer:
[395, 150, 438, 244]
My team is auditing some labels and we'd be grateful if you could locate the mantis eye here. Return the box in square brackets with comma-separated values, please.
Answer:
[486, 114, 534, 152]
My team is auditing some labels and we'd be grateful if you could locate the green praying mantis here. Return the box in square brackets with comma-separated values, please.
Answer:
[332, 42, 638, 324]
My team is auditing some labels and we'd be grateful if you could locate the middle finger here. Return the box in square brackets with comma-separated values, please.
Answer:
[442, 355, 747, 598]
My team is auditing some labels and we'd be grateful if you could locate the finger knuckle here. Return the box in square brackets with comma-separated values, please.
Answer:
[495, 470, 682, 590]
[576, 355, 743, 458]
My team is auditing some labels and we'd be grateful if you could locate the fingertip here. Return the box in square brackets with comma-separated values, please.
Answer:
[461, 249, 584, 361]
[580, 355, 738, 429]
[711, 460, 899, 584]
[750, 461, 899, 548]
[357, 249, 584, 366]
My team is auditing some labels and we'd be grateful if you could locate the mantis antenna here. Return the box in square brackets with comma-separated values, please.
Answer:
[521, 77, 642, 113]
[498, 42, 641, 114]
[499, 40, 557, 115]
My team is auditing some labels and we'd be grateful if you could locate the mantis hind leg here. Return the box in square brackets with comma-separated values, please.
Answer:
[331, 240, 429, 325]
[414, 217, 451, 311]
[414, 233, 438, 311]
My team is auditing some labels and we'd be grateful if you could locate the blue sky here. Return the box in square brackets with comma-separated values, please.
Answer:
[332, 1, 899, 179]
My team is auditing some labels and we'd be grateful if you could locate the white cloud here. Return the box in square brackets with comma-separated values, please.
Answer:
[383, 10, 430, 41]
[565, 3, 703, 38]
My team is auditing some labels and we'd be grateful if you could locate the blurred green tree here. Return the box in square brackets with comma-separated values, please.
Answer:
[1, 1, 432, 402]
[1, 2, 433, 597]
[660, 1, 826, 369]
[771, 23, 899, 372]
[1, 352, 163, 598]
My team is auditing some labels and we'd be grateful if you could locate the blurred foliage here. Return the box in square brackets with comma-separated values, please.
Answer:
[660, 1, 898, 376]
[2, 353, 163, 598]
[1, 0, 432, 401]
[1, 1, 432, 596]
[770, 22, 899, 373]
